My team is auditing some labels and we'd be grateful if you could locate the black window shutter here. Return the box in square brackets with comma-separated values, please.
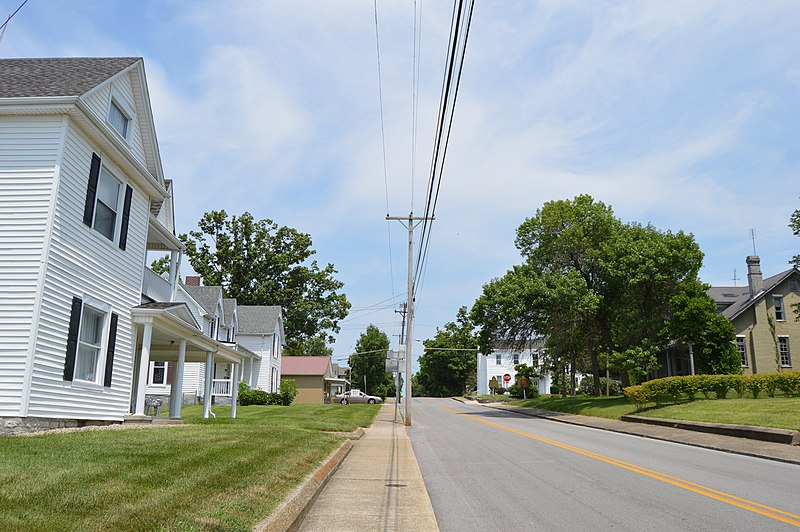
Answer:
[118, 185, 133, 250]
[63, 297, 83, 381]
[103, 312, 119, 387]
[83, 153, 102, 227]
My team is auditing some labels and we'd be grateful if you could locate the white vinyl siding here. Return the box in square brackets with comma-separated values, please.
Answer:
[81, 72, 147, 168]
[0, 117, 64, 416]
[26, 121, 149, 421]
[237, 333, 277, 392]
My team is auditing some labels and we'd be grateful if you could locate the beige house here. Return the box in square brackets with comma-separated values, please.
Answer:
[708, 256, 799, 374]
[280, 356, 348, 404]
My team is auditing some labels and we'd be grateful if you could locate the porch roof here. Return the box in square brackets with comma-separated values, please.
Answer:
[131, 304, 245, 364]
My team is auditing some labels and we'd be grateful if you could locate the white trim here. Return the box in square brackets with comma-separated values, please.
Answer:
[20, 116, 70, 417]
[773, 294, 785, 321]
[73, 297, 112, 386]
[778, 336, 792, 367]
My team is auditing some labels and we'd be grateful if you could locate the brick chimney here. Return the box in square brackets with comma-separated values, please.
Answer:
[746, 256, 763, 298]
[185, 275, 201, 286]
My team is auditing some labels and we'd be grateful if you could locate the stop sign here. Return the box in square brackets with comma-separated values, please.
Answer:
[503, 373, 511, 383]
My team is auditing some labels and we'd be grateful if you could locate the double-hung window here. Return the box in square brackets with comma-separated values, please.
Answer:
[513, 354, 519, 365]
[496, 354, 502, 365]
[735, 336, 747, 367]
[108, 99, 131, 140]
[75, 305, 106, 382]
[63, 296, 118, 387]
[83, 153, 133, 250]
[151, 361, 168, 385]
[94, 168, 121, 241]
[773, 295, 785, 321]
[779, 337, 792, 367]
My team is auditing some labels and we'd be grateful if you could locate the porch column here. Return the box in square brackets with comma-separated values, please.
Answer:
[169, 339, 187, 418]
[230, 362, 240, 419]
[168, 250, 180, 301]
[134, 321, 153, 416]
[203, 351, 214, 418]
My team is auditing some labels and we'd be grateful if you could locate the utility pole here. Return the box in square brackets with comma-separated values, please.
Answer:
[386, 213, 433, 426]
[393, 303, 407, 420]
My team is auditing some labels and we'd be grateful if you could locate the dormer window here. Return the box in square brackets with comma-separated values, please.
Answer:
[108, 99, 130, 139]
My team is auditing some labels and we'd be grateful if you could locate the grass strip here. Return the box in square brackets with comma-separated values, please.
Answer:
[0, 404, 379, 531]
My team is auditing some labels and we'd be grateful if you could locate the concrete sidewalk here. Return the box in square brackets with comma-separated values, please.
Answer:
[484, 402, 800, 465]
[298, 404, 439, 531]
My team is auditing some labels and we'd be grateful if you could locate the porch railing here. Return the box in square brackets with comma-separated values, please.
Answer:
[212, 379, 232, 397]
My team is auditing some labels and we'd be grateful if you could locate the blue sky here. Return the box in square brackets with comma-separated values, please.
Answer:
[3, 1, 799, 369]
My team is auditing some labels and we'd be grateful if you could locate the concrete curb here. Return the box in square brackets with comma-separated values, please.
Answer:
[621, 414, 800, 445]
[254, 429, 362, 532]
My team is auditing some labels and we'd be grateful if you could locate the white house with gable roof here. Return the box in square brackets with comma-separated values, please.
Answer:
[0, 57, 276, 432]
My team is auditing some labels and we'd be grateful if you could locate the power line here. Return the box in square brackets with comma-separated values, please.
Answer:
[413, 0, 475, 293]
[373, 0, 396, 297]
[0, 0, 31, 42]
[410, 0, 424, 212]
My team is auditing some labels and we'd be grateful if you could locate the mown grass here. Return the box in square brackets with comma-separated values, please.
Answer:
[512, 395, 636, 419]
[636, 397, 800, 431]
[0, 404, 379, 531]
[510, 394, 800, 431]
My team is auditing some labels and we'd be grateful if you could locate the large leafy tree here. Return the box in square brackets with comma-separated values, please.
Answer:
[417, 307, 479, 397]
[473, 194, 732, 394]
[791, 201, 800, 320]
[180, 210, 351, 356]
[349, 325, 391, 395]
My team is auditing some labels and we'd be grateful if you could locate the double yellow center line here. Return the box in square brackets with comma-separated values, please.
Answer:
[439, 404, 800, 528]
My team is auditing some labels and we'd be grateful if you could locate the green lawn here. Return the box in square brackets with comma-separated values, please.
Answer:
[510, 395, 800, 431]
[637, 397, 800, 431]
[512, 395, 637, 420]
[0, 404, 379, 531]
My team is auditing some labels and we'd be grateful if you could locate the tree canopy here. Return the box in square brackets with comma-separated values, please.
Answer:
[349, 325, 392, 396]
[472, 194, 736, 394]
[180, 210, 351, 356]
[416, 307, 479, 397]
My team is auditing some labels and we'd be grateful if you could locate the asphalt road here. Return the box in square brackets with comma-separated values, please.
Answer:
[407, 398, 800, 531]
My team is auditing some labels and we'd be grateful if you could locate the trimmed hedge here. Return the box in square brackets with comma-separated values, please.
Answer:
[623, 371, 800, 411]
[237, 379, 298, 406]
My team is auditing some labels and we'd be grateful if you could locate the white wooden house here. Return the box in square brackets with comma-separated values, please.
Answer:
[0, 57, 268, 431]
[477, 342, 551, 396]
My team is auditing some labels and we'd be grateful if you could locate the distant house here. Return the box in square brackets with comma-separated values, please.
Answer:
[280, 356, 347, 404]
[659, 256, 799, 377]
[0, 57, 273, 431]
[237, 305, 285, 393]
[477, 341, 552, 395]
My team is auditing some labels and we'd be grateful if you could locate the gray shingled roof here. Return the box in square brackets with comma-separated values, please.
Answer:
[182, 285, 223, 316]
[237, 306, 282, 335]
[223, 298, 237, 325]
[0, 57, 140, 98]
[707, 268, 797, 320]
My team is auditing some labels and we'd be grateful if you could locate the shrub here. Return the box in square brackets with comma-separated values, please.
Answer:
[550, 385, 561, 395]
[279, 378, 298, 405]
[373, 384, 388, 401]
[508, 383, 539, 399]
[746, 374, 763, 398]
[776, 371, 800, 397]
[730, 375, 747, 398]
[578, 376, 621, 396]
[623, 385, 654, 412]
[239, 388, 269, 406]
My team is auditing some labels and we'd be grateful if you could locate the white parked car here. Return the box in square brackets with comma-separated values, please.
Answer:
[334, 389, 383, 405]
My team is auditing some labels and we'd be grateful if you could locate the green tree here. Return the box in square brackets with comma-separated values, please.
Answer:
[473, 194, 709, 393]
[349, 325, 391, 396]
[664, 279, 740, 374]
[180, 210, 351, 356]
[417, 307, 479, 397]
[150, 255, 171, 276]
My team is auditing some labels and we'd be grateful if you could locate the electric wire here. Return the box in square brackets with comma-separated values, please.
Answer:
[413, 0, 475, 295]
[373, 0, 396, 298]
[0, 0, 30, 40]
[411, 0, 424, 212]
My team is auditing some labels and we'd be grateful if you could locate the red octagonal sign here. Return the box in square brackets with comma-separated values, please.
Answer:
[503, 373, 511, 383]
